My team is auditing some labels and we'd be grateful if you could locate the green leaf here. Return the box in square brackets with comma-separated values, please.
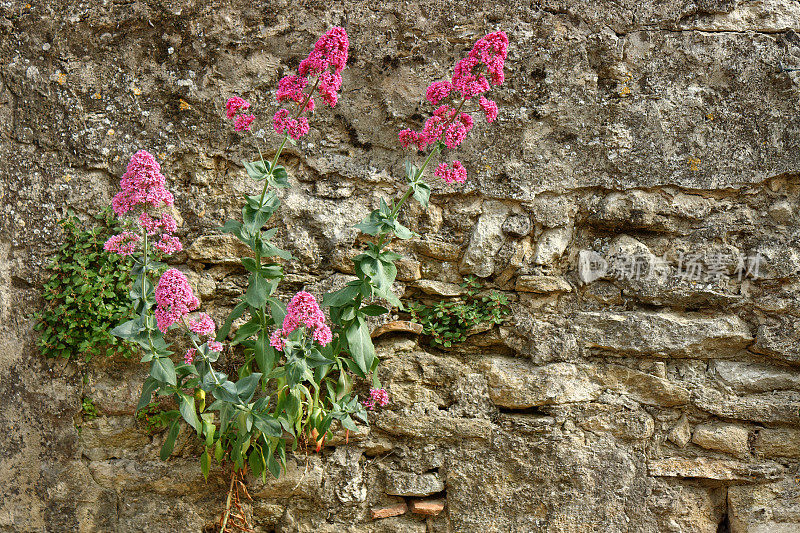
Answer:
[231, 320, 261, 345]
[322, 283, 360, 308]
[137, 377, 160, 412]
[360, 305, 388, 316]
[216, 301, 248, 342]
[151, 357, 177, 387]
[245, 273, 269, 308]
[213, 382, 241, 405]
[254, 334, 277, 374]
[243, 159, 270, 181]
[236, 373, 262, 404]
[345, 317, 375, 375]
[267, 450, 281, 479]
[270, 165, 289, 188]
[214, 439, 224, 462]
[392, 220, 413, 240]
[160, 418, 180, 460]
[200, 450, 210, 479]
[178, 393, 200, 433]
[412, 180, 431, 208]
[252, 413, 283, 437]
[111, 317, 142, 339]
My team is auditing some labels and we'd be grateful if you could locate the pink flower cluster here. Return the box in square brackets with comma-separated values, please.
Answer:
[105, 151, 183, 257]
[111, 150, 174, 217]
[103, 231, 140, 256]
[362, 388, 389, 411]
[272, 27, 349, 139]
[398, 31, 508, 185]
[434, 160, 467, 184]
[399, 105, 475, 151]
[269, 291, 332, 350]
[154, 268, 200, 333]
[451, 30, 508, 99]
[226, 96, 255, 132]
[188, 313, 216, 336]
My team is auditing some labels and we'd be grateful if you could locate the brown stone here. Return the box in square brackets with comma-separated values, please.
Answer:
[371, 320, 423, 338]
[371, 502, 408, 520]
[409, 498, 445, 516]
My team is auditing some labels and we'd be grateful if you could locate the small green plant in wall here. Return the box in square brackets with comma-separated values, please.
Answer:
[32, 209, 135, 361]
[408, 276, 511, 347]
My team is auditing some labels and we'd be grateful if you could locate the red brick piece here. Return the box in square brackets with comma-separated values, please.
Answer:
[409, 498, 445, 516]
[371, 502, 408, 520]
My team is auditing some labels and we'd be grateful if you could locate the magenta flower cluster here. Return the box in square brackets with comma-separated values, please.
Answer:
[398, 31, 508, 183]
[226, 96, 255, 132]
[434, 160, 468, 184]
[103, 231, 140, 256]
[273, 27, 349, 140]
[362, 388, 389, 411]
[153, 268, 200, 333]
[269, 291, 332, 350]
[111, 150, 174, 216]
[104, 150, 183, 257]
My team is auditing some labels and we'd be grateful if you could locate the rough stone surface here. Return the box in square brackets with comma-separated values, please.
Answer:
[4, 1, 800, 531]
[691, 423, 750, 459]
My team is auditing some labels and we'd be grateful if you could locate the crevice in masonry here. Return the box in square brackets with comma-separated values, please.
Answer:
[497, 405, 549, 416]
[717, 511, 731, 533]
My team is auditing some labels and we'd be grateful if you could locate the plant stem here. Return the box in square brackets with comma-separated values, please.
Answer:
[219, 469, 236, 533]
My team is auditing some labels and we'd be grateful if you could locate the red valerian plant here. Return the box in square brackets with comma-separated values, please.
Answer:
[108, 28, 507, 497]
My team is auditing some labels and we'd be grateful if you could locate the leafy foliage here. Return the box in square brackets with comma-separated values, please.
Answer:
[81, 397, 100, 421]
[409, 276, 511, 347]
[32, 210, 135, 361]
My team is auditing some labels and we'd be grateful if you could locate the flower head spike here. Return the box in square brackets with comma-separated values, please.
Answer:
[271, 27, 349, 139]
[434, 160, 468, 184]
[112, 150, 174, 217]
[104, 231, 140, 256]
[188, 313, 215, 337]
[154, 268, 200, 333]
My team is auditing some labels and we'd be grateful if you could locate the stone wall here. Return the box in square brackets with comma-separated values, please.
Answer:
[2, 0, 800, 531]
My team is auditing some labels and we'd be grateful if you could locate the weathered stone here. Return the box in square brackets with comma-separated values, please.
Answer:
[409, 498, 445, 516]
[501, 214, 531, 237]
[515, 275, 572, 293]
[667, 415, 692, 448]
[371, 502, 408, 520]
[395, 257, 422, 282]
[6, 2, 800, 530]
[460, 200, 510, 277]
[374, 412, 491, 442]
[593, 364, 690, 407]
[691, 423, 750, 459]
[185, 234, 252, 264]
[692, 388, 800, 424]
[414, 239, 462, 261]
[713, 360, 800, 393]
[385, 472, 444, 497]
[647, 457, 783, 482]
[533, 226, 571, 265]
[412, 280, 465, 297]
[572, 311, 753, 357]
[753, 428, 800, 459]
[752, 315, 800, 364]
[728, 478, 800, 533]
[371, 320, 423, 338]
[483, 358, 601, 409]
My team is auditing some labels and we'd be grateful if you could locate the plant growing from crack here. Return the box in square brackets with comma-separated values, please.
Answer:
[104, 26, 507, 532]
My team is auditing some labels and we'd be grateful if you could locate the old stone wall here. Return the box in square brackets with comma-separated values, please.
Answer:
[2, 0, 800, 531]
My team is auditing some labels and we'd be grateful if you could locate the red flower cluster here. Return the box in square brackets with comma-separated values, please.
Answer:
[105, 151, 182, 257]
[273, 27, 349, 139]
[398, 30, 508, 184]
[226, 96, 255, 132]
